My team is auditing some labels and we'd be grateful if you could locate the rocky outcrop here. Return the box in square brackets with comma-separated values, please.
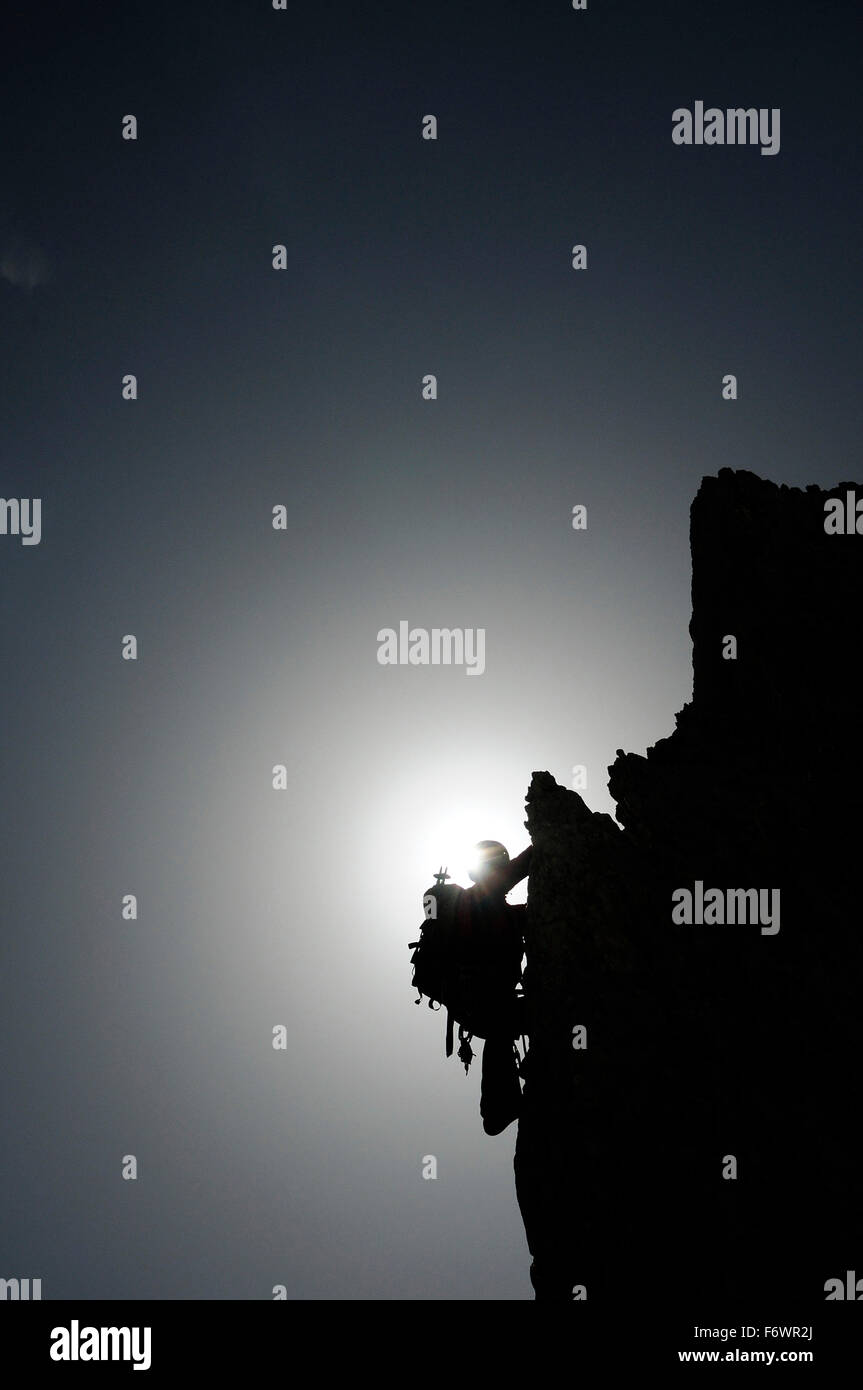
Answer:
[515, 469, 863, 1304]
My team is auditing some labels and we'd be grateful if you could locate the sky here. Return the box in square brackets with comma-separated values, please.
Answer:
[1, 0, 861, 1299]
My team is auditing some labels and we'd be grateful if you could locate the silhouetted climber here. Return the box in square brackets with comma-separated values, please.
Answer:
[461, 841, 531, 1134]
[409, 840, 532, 1136]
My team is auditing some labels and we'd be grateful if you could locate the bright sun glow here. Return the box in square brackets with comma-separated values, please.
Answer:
[418, 803, 525, 892]
[420, 805, 485, 885]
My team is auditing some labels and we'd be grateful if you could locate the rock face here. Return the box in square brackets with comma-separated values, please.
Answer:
[514, 469, 863, 1304]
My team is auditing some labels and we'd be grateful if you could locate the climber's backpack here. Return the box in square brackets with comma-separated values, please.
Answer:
[408, 873, 522, 1072]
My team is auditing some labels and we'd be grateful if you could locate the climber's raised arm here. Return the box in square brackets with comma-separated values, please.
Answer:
[468, 841, 532, 899]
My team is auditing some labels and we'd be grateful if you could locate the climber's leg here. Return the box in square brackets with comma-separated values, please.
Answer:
[481, 1032, 522, 1136]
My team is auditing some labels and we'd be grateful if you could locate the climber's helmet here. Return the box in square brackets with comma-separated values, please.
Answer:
[468, 840, 510, 884]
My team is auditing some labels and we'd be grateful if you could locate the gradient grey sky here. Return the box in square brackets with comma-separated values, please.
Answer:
[1, 0, 861, 1298]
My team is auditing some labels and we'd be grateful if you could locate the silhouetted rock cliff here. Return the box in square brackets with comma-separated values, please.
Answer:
[515, 469, 863, 1304]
